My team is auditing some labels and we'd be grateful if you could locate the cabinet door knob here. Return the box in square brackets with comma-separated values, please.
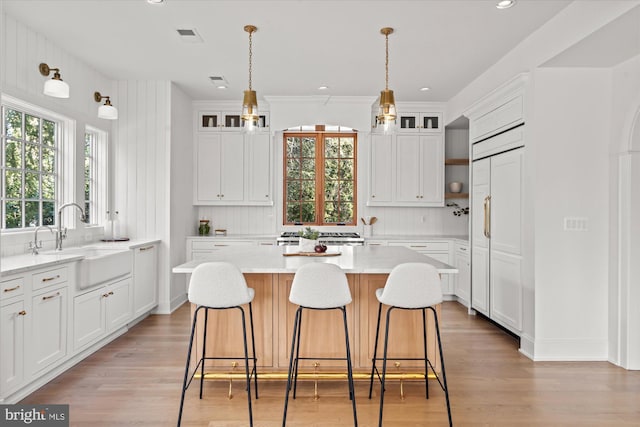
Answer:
[18, 310, 27, 316]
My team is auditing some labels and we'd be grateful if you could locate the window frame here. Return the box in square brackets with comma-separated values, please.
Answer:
[83, 126, 108, 227]
[282, 131, 358, 226]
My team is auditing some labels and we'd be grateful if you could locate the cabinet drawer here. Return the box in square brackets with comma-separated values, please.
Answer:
[1, 277, 25, 301]
[389, 241, 449, 252]
[32, 266, 68, 291]
[192, 240, 252, 250]
[471, 95, 523, 142]
[455, 242, 469, 253]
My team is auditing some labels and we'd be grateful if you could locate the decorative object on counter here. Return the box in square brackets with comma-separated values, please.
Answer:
[448, 181, 462, 193]
[215, 229, 227, 236]
[446, 202, 469, 216]
[102, 210, 130, 241]
[298, 226, 319, 252]
[39, 62, 70, 98]
[282, 251, 340, 257]
[361, 216, 377, 238]
[198, 219, 210, 236]
[314, 244, 328, 253]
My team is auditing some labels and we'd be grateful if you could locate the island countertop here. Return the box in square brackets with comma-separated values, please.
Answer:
[172, 244, 458, 274]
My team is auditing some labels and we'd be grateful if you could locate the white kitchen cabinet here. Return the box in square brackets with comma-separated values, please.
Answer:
[368, 134, 444, 207]
[29, 285, 68, 375]
[388, 241, 452, 295]
[187, 238, 254, 260]
[1, 298, 25, 397]
[454, 242, 471, 307]
[471, 142, 524, 334]
[73, 278, 132, 352]
[133, 244, 158, 318]
[246, 132, 272, 204]
[397, 112, 442, 133]
[195, 133, 244, 204]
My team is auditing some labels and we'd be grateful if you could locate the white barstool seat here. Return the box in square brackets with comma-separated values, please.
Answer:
[368, 263, 452, 427]
[177, 262, 258, 427]
[283, 263, 358, 426]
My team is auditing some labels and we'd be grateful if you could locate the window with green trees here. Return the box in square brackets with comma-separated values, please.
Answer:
[1, 106, 57, 229]
[284, 132, 357, 225]
[84, 131, 96, 225]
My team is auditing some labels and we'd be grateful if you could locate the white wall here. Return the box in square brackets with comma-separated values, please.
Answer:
[530, 68, 611, 360]
[0, 11, 113, 256]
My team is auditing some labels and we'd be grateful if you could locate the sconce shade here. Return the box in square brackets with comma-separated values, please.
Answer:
[98, 104, 118, 120]
[39, 63, 70, 98]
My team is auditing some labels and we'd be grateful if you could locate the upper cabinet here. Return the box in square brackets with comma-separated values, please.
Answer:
[193, 102, 273, 206]
[397, 112, 442, 133]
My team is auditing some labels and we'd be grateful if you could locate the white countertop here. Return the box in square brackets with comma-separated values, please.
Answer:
[1, 239, 160, 276]
[186, 234, 469, 243]
[173, 245, 458, 274]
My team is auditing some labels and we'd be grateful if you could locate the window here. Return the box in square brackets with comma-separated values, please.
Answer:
[284, 132, 357, 225]
[84, 131, 96, 224]
[1, 105, 58, 229]
[84, 126, 108, 227]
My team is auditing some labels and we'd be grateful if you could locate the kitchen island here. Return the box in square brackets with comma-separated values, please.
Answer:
[172, 245, 457, 379]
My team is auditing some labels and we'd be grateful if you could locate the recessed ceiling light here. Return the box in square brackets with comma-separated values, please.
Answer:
[318, 85, 329, 90]
[420, 87, 430, 92]
[217, 85, 227, 89]
[147, 0, 164, 4]
[496, 0, 516, 9]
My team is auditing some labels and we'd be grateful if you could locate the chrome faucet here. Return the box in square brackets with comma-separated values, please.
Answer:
[56, 202, 87, 251]
[29, 225, 54, 255]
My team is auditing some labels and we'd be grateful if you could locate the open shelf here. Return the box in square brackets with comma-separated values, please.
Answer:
[445, 158, 469, 165]
[445, 192, 469, 199]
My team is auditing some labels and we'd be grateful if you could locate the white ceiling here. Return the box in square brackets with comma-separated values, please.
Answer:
[2, 0, 572, 102]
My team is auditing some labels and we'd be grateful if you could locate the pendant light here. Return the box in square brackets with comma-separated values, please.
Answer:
[39, 63, 70, 98]
[94, 92, 118, 120]
[376, 27, 397, 134]
[241, 25, 259, 133]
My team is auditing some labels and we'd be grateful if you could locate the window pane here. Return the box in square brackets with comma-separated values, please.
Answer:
[340, 181, 354, 201]
[324, 180, 338, 200]
[42, 174, 55, 199]
[4, 201, 22, 228]
[286, 202, 299, 223]
[42, 120, 55, 146]
[24, 201, 39, 227]
[4, 140, 22, 168]
[25, 143, 40, 171]
[301, 159, 316, 179]
[25, 114, 40, 143]
[42, 201, 55, 226]
[84, 202, 91, 224]
[5, 170, 22, 198]
[339, 159, 354, 180]
[286, 158, 300, 179]
[4, 109, 22, 139]
[325, 159, 338, 180]
[42, 147, 55, 173]
[301, 137, 315, 157]
[301, 202, 315, 222]
[324, 201, 339, 223]
[286, 137, 300, 157]
[325, 137, 339, 158]
[339, 202, 354, 222]
[340, 138, 354, 157]
[24, 172, 40, 198]
[301, 180, 315, 200]
[286, 180, 301, 201]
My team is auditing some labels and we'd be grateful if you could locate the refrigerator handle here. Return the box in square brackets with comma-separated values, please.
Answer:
[483, 195, 491, 239]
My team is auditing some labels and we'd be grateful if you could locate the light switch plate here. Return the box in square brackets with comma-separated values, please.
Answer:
[563, 217, 588, 231]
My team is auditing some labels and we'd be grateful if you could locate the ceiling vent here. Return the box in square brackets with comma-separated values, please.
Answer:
[176, 28, 203, 43]
[209, 76, 229, 88]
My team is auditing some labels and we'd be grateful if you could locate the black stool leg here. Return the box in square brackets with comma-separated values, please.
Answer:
[292, 307, 303, 399]
[342, 307, 358, 426]
[430, 307, 452, 427]
[378, 306, 394, 427]
[199, 308, 209, 399]
[248, 302, 259, 399]
[369, 302, 383, 399]
[283, 307, 301, 426]
[238, 307, 254, 427]
[422, 308, 429, 399]
[177, 306, 200, 427]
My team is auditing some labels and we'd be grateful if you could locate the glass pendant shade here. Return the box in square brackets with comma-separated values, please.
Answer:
[377, 89, 396, 133]
[43, 78, 70, 98]
[241, 89, 259, 133]
[98, 104, 118, 120]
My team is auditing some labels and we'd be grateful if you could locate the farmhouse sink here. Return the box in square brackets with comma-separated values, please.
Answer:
[64, 246, 133, 290]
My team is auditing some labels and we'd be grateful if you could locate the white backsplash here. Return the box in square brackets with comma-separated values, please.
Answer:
[1, 226, 105, 258]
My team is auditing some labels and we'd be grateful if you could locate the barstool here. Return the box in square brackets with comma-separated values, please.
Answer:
[177, 262, 258, 427]
[368, 262, 452, 427]
[282, 263, 358, 426]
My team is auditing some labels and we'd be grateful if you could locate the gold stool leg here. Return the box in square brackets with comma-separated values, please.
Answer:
[228, 362, 238, 399]
[313, 362, 320, 400]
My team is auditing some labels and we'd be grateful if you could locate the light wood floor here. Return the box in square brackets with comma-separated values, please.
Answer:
[21, 302, 640, 426]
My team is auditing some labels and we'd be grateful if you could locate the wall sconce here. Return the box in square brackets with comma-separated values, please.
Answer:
[94, 92, 118, 120]
[38, 63, 70, 98]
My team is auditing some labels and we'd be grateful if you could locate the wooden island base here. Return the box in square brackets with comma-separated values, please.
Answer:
[190, 273, 441, 379]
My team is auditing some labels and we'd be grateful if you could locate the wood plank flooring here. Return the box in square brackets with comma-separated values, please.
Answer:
[21, 302, 640, 426]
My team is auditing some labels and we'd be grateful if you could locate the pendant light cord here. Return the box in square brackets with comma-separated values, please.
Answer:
[248, 29, 253, 91]
[385, 32, 389, 91]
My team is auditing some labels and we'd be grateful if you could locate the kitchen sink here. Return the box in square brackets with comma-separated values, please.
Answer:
[64, 246, 133, 290]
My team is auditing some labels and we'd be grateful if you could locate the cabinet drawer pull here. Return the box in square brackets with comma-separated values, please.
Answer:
[42, 275, 61, 282]
[18, 310, 27, 316]
[42, 292, 60, 300]
[139, 245, 154, 251]
[410, 245, 427, 248]
[102, 292, 113, 298]
[214, 244, 229, 247]
[3, 285, 21, 292]
[458, 247, 467, 251]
